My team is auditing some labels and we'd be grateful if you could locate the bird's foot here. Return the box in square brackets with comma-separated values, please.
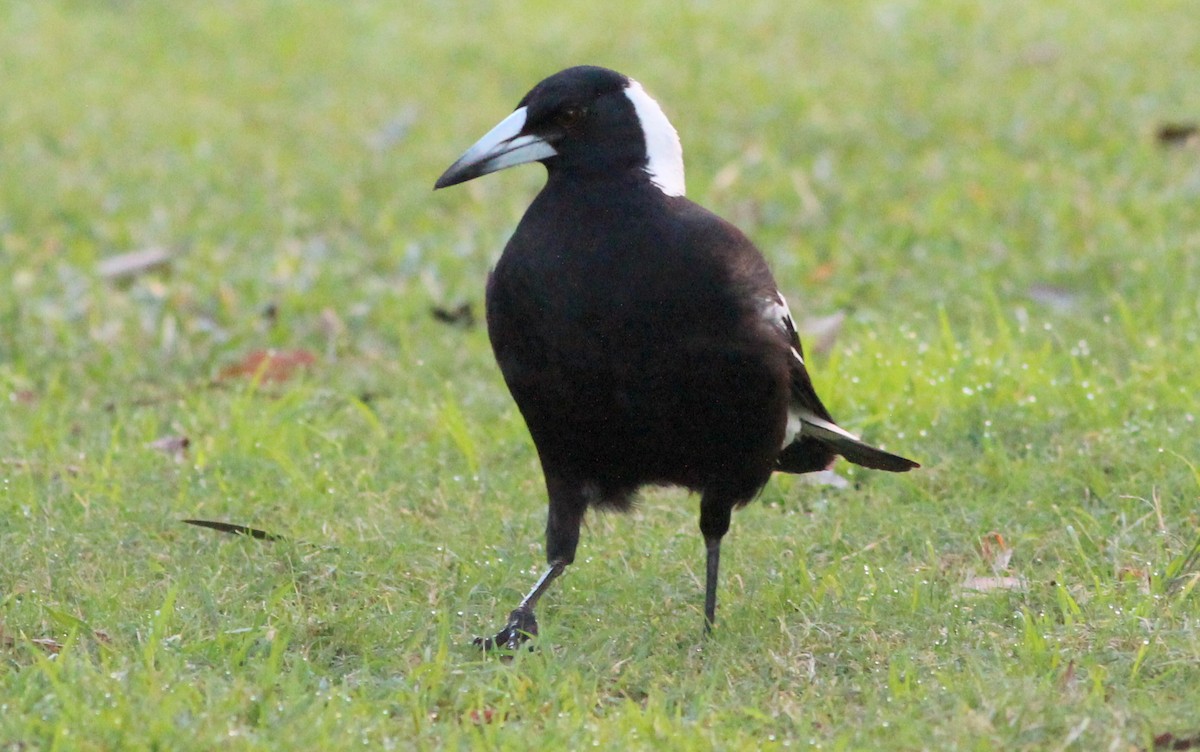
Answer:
[472, 606, 538, 651]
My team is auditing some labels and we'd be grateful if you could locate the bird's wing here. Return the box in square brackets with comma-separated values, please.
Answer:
[766, 291, 919, 473]
[760, 291, 836, 425]
[666, 198, 917, 474]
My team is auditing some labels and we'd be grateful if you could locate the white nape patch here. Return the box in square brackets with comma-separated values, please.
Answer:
[623, 80, 686, 197]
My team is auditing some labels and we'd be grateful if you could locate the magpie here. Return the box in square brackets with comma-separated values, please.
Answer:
[434, 65, 918, 650]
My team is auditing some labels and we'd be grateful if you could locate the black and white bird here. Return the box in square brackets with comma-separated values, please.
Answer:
[435, 66, 918, 649]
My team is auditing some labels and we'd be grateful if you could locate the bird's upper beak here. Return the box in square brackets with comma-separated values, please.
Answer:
[434, 107, 558, 190]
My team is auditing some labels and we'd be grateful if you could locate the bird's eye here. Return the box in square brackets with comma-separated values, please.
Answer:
[555, 106, 584, 129]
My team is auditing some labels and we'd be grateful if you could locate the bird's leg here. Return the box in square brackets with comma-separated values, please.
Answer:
[473, 559, 566, 651]
[699, 490, 734, 637]
[474, 476, 586, 651]
[703, 536, 722, 634]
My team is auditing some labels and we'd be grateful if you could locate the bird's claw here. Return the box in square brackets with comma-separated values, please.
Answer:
[473, 607, 538, 651]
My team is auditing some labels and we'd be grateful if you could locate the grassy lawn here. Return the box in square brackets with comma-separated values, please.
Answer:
[3, 0, 1200, 748]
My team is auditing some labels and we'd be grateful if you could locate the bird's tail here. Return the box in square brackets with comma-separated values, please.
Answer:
[779, 409, 919, 473]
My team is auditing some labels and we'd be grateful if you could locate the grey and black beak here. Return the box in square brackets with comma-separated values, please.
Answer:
[434, 107, 557, 190]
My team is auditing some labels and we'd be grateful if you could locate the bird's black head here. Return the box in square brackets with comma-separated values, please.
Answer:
[434, 65, 685, 196]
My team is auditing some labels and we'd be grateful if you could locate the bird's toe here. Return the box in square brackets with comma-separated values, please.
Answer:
[473, 607, 539, 651]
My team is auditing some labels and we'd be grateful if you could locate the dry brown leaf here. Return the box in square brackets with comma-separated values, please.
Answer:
[1, 458, 82, 476]
[148, 435, 190, 461]
[979, 531, 1014, 574]
[1058, 659, 1076, 690]
[961, 575, 1026, 593]
[319, 307, 346, 339]
[806, 261, 837, 284]
[218, 349, 317, 383]
[1, 628, 63, 654]
[98, 247, 172, 281]
[801, 311, 847, 356]
[1155, 731, 1200, 750]
[29, 637, 65, 654]
[430, 302, 475, 329]
[1027, 284, 1080, 312]
[467, 708, 505, 725]
[802, 469, 850, 489]
[1118, 566, 1152, 595]
[1157, 123, 1199, 147]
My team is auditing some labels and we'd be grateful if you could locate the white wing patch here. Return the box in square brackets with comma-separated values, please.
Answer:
[623, 80, 686, 197]
[783, 407, 864, 450]
[796, 408, 862, 441]
[762, 292, 804, 366]
[783, 409, 803, 448]
[770, 292, 809, 449]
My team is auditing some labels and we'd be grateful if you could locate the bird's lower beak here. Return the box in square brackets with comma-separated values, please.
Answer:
[434, 106, 557, 189]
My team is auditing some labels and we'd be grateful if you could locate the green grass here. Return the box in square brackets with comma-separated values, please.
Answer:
[3, 0, 1200, 748]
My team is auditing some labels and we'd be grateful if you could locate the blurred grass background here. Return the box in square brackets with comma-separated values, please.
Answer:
[2, 0, 1199, 749]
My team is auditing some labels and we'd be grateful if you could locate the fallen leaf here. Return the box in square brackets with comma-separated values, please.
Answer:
[1154, 731, 1200, 750]
[790, 169, 824, 221]
[218, 349, 317, 383]
[182, 519, 286, 542]
[711, 161, 741, 192]
[148, 435, 190, 461]
[319, 307, 345, 339]
[979, 531, 1014, 574]
[1156, 123, 1199, 147]
[1058, 659, 1076, 690]
[1, 458, 82, 476]
[430, 302, 475, 329]
[1, 627, 67, 655]
[98, 247, 172, 281]
[801, 311, 846, 356]
[10, 389, 38, 405]
[29, 637, 64, 654]
[1027, 283, 1080, 312]
[801, 469, 850, 489]
[1118, 566, 1152, 594]
[467, 708, 504, 725]
[961, 575, 1026, 592]
[806, 261, 837, 284]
